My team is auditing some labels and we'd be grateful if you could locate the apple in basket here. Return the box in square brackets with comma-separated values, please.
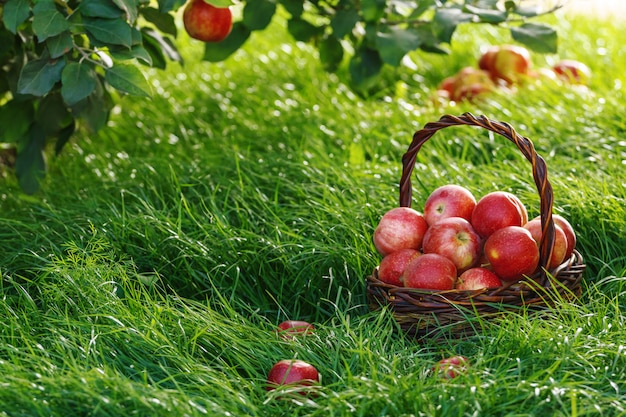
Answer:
[266, 359, 320, 393]
[523, 218, 568, 270]
[277, 321, 315, 338]
[471, 191, 528, 238]
[422, 217, 482, 273]
[373, 207, 429, 256]
[433, 356, 470, 379]
[551, 214, 577, 259]
[423, 184, 477, 226]
[484, 226, 540, 281]
[456, 267, 502, 291]
[377, 248, 421, 286]
[402, 253, 457, 290]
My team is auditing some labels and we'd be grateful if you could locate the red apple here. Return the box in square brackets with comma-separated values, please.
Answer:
[402, 253, 457, 290]
[484, 226, 540, 281]
[423, 184, 477, 226]
[432, 356, 469, 379]
[552, 214, 577, 260]
[553, 59, 591, 85]
[277, 321, 315, 338]
[449, 67, 495, 101]
[523, 218, 568, 270]
[456, 267, 502, 290]
[438, 76, 456, 96]
[183, 0, 233, 42]
[266, 359, 320, 392]
[377, 249, 421, 286]
[471, 191, 528, 238]
[373, 207, 429, 256]
[480, 45, 532, 84]
[422, 217, 481, 273]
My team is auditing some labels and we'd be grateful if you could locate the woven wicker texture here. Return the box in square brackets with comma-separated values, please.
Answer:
[366, 113, 586, 339]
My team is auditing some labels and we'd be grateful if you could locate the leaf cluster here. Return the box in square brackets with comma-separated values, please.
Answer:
[0, 0, 184, 193]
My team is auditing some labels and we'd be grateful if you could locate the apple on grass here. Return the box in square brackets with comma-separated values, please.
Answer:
[438, 67, 495, 102]
[402, 253, 457, 290]
[183, 0, 233, 42]
[423, 184, 477, 226]
[523, 218, 568, 270]
[377, 249, 421, 286]
[432, 356, 470, 379]
[373, 207, 429, 256]
[422, 217, 481, 273]
[456, 267, 502, 291]
[484, 226, 540, 281]
[479, 45, 532, 84]
[277, 321, 315, 338]
[471, 191, 528, 239]
[553, 59, 591, 85]
[266, 360, 320, 393]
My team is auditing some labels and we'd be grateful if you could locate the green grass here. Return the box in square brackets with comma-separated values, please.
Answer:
[1, 8, 626, 416]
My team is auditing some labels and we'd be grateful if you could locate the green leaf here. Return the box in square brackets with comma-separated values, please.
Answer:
[511, 23, 557, 53]
[15, 124, 47, 195]
[140, 7, 177, 37]
[156, 0, 187, 13]
[79, 0, 125, 19]
[376, 27, 422, 66]
[242, 0, 276, 31]
[2, 0, 31, 34]
[71, 77, 112, 133]
[287, 17, 323, 42]
[361, 0, 386, 22]
[105, 63, 152, 97]
[330, 9, 359, 39]
[0, 29, 16, 61]
[36, 92, 72, 136]
[46, 31, 74, 58]
[409, 0, 435, 19]
[319, 34, 343, 72]
[61, 62, 98, 106]
[463, 4, 508, 23]
[278, 0, 303, 17]
[203, 22, 251, 62]
[349, 46, 383, 94]
[141, 28, 182, 68]
[17, 55, 66, 96]
[54, 119, 76, 155]
[83, 17, 133, 47]
[110, 45, 153, 65]
[32, 1, 71, 42]
[112, 0, 138, 24]
[433, 8, 474, 44]
[0, 99, 34, 143]
[203, 0, 233, 6]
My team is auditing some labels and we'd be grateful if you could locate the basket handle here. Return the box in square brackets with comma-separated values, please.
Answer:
[399, 113, 556, 274]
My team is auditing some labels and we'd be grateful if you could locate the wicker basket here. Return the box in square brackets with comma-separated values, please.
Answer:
[366, 113, 586, 339]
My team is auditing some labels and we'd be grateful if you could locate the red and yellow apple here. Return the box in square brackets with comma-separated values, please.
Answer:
[377, 248, 421, 286]
[484, 226, 540, 281]
[373, 207, 429, 256]
[422, 217, 481, 273]
[183, 0, 233, 42]
[423, 184, 477, 226]
[479, 45, 532, 84]
[266, 359, 320, 392]
[438, 67, 495, 102]
[471, 191, 528, 238]
[553, 59, 591, 85]
[432, 356, 469, 379]
[523, 217, 568, 270]
[456, 267, 502, 291]
[402, 253, 457, 290]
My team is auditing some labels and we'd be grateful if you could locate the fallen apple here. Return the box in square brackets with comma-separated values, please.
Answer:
[402, 253, 457, 290]
[553, 59, 591, 85]
[423, 184, 477, 226]
[183, 0, 233, 42]
[266, 359, 320, 392]
[433, 356, 469, 379]
[377, 248, 421, 286]
[422, 217, 481, 273]
[471, 191, 528, 239]
[484, 226, 540, 281]
[479, 45, 532, 84]
[456, 267, 502, 291]
[277, 320, 315, 338]
[373, 207, 429, 256]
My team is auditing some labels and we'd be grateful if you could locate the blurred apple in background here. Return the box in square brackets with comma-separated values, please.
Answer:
[479, 45, 532, 84]
[433, 356, 469, 379]
[553, 59, 591, 85]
